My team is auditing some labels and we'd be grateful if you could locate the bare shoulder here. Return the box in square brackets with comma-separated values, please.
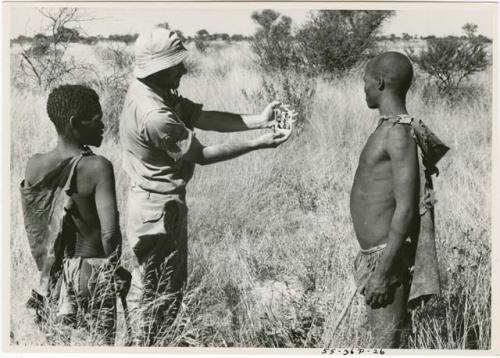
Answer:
[78, 155, 115, 184]
[26, 152, 44, 170]
[25, 153, 47, 184]
[384, 123, 417, 156]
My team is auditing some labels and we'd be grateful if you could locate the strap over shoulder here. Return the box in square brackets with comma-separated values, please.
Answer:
[380, 115, 450, 175]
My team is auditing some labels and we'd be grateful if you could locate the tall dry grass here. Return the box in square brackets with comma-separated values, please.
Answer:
[9, 40, 491, 348]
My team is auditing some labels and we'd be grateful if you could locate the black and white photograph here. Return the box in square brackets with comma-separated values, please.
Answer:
[5, 1, 497, 352]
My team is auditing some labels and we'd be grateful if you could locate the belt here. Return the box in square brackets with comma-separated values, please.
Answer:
[360, 243, 387, 255]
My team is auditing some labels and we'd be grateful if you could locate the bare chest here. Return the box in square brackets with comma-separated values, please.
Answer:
[356, 131, 390, 175]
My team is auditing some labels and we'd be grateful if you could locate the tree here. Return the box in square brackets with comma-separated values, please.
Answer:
[406, 23, 489, 96]
[196, 29, 209, 39]
[157, 22, 170, 29]
[231, 34, 245, 41]
[56, 26, 80, 42]
[402, 33, 412, 41]
[17, 8, 93, 90]
[296, 10, 394, 74]
[11, 34, 31, 44]
[249, 9, 316, 131]
[462, 23, 478, 39]
[194, 29, 210, 52]
[108, 33, 138, 44]
[251, 9, 299, 72]
[219, 33, 230, 41]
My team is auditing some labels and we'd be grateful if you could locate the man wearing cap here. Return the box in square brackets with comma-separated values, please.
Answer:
[120, 26, 291, 345]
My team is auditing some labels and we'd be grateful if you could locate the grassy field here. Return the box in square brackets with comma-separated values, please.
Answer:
[9, 40, 491, 348]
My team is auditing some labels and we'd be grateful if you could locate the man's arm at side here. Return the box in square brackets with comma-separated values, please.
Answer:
[192, 101, 280, 132]
[378, 125, 419, 274]
[364, 125, 420, 308]
[92, 156, 122, 261]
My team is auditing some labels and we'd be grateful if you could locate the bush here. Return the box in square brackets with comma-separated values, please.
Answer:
[107, 33, 138, 45]
[250, 10, 393, 76]
[406, 27, 489, 96]
[194, 38, 209, 53]
[242, 71, 316, 132]
[14, 8, 93, 91]
[296, 10, 394, 74]
[28, 37, 51, 57]
[251, 10, 303, 73]
[89, 44, 134, 142]
[95, 44, 134, 71]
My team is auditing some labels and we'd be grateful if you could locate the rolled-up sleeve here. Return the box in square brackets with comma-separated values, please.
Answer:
[174, 96, 203, 129]
[144, 111, 194, 162]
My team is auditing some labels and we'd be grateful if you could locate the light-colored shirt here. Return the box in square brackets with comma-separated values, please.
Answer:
[120, 79, 203, 196]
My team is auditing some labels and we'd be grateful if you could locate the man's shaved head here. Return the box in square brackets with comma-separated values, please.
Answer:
[366, 52, 414, 94]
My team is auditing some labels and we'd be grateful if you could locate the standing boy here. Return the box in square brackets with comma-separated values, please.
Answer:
[350, 52, 449, 347]
[21, 85, 129, 345]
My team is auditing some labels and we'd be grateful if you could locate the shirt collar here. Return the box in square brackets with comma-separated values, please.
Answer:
[134, 78, 179, 106]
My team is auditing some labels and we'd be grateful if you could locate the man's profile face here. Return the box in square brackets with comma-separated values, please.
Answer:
[75, 108, 105, 147]
[154, 62, 188, 90]
[363, 67, 380, 109]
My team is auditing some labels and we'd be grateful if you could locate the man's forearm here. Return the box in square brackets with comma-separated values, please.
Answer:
[376, 208, 416, 275]
[102, 230, 122, 261]
[196, 111, 264, 132]
[199, 139, 262, 165]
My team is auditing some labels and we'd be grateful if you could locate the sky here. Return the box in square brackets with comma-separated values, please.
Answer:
[8, 5, 495, 39]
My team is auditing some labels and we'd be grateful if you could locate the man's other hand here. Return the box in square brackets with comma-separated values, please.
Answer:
[363, 270, 391, 308]
[257, 130, 291, 148]
[260, 100, 282, 128]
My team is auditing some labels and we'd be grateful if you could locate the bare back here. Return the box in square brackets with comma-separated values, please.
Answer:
[350, 121, 419, 250]
[25, 151, 119, 258]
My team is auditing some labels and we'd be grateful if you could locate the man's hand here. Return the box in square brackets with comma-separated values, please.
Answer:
[363, 270, 391, 308]
[260, 100, 282, 129]
[183, 128, 291, 165]
[256, 130, 292, 148]
[193, 100, 286, 132]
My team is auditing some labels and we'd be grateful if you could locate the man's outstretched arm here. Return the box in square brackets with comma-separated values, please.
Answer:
[183, 130, 290, 165]
[364, 125, 420, 308]
[192, 101, 281, 132]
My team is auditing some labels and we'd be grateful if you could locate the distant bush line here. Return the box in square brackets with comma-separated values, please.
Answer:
[10, 31, 254, 46]
[10, 31, 492, 47]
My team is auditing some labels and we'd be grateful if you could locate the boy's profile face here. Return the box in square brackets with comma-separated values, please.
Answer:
[363, 69, 380, 109]
[74, 109, 105, 147]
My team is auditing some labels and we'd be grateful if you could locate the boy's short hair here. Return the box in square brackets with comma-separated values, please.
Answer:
[46, 85, 101, 135]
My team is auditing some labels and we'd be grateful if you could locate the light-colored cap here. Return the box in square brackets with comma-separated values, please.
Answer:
[133, 26, 188, 79]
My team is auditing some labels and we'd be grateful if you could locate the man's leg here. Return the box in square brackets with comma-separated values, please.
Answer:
[140, 238, 187, 345]
[367, 282, 410, 348]
[157, 235, 187, 329]
[140, 201, 188, 346]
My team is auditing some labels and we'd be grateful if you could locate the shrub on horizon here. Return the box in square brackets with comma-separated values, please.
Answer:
[406, 23, 490, 99]
[297, 10, 394, 75]
[250, 9, 302, 73]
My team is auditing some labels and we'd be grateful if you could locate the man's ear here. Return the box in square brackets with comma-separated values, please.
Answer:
[69, 115, 79, 130]
[377, 77, 385, 91]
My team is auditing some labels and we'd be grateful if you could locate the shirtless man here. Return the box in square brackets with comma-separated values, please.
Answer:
[350, 52, 420, 347]
[21, 85, 127, 344]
